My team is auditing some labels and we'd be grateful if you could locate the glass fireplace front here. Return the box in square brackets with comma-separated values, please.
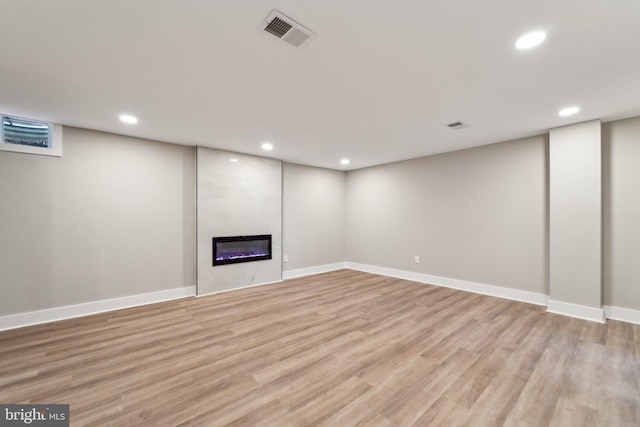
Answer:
[212, 235, 272, 266]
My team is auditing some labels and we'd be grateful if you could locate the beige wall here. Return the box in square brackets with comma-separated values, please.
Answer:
[603, 116, 640, 310]
[3, 115, 640, 320]
[282, 163, 346, 271]
[346, 136, 548, 294]
[549, 120, 602, 308]
[0, 127, 196, 316]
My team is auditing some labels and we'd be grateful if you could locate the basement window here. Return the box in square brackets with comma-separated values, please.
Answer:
[0, 114, 62, 157]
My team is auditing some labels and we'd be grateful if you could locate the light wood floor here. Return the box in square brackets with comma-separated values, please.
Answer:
[1, 270, 639, 426]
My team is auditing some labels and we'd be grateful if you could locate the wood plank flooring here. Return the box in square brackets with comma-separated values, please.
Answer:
[1, 269, 639, 426]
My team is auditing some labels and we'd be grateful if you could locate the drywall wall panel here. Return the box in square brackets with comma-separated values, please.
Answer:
[282, 163, 346, 271]
[603, 116, 640, 310]
[549, 120, 601, 309]
[0, 127, 196, 316]
[346, 135, 547, 294]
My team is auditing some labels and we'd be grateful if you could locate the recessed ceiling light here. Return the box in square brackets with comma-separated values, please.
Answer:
[119, 114, 138, 124]
[230, 158, 238, 162]
[261, 142, 273, 151]
[340, 158, 350, 165]
[515, 31, 546, 49]
[559, 106, 580, 116]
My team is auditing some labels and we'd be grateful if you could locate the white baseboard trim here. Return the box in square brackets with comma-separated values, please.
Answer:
[282, 262, 348, 280]
[0, 286, 197, 332]
[4, 269, 635, 331]
[196, 279, 283, 297]
[604, 305, 640, 325]
[547, 299, 605, 323]
[346, 262, 548, 307]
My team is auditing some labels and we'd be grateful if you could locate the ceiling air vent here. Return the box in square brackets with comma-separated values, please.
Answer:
[259, 10, 317, 49]
[446, 121, 468, 129]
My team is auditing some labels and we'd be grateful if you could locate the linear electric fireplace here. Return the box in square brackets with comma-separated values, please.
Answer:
[212, 235, 272, 266]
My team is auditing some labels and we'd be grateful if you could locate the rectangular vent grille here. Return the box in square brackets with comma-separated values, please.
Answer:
[259, 10, 317, 49]
[447, 121, 468, 129]
[284, 28, 311, 47]
[264, 16, 292, 38]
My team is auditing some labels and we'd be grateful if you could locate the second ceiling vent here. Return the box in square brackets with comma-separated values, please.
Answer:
[259, 10, 317, 49]
[446, 121, 468, 129]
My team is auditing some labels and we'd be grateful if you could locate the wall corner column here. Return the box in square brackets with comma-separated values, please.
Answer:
[548, 120, 604, 322]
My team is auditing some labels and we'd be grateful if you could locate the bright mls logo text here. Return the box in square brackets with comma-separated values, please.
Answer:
[1, 404, 69, 426]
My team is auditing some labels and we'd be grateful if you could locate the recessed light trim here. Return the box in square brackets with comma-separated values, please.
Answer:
[261, 142, 273, 151]
[559, 106, 580, 116]
[515, 31, 546, 49]
[119, 114, 138, 124]
[230, 158, 238, 162]
[340, 158, 350, 165]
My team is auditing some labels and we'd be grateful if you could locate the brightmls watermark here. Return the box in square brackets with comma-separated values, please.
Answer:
[0, 405, 68, 426]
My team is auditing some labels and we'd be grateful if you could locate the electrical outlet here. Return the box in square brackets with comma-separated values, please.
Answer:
[414, 256, 420, 264]
[284, 255, 289, 262]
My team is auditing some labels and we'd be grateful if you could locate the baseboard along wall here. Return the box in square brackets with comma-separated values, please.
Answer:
[0, 286, 196, 332]
[2, 263, 639, 331]
[282, 262, 347, 280]
[344, 262, 638, 326]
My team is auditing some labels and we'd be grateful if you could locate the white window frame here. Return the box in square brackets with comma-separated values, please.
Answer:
[0, 114, 62, 157]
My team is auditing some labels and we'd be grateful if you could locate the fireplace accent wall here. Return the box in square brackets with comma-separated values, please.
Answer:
[212, 235, 272, 266]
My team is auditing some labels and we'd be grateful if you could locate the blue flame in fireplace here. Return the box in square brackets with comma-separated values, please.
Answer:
[213, 235, 272, 266]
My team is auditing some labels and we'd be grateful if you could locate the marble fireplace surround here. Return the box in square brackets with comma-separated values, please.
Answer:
[196, 147, 282, 295]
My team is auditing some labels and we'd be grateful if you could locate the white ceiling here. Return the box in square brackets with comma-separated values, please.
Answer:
[1, 1, 639, 170]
